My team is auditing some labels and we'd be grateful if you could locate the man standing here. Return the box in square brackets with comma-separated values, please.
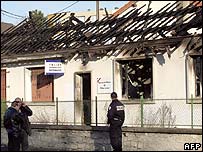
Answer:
[3, 100, 23, 151]
[107, 92, 125, 151]
[17, 97, 33, 151]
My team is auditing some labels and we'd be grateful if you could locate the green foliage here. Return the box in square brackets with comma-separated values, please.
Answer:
[30, 9, 47, 27]
[1, 100, 8, 126]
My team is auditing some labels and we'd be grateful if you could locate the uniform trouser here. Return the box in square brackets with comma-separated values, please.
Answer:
[109, 125, 122, 151]
[8, 133, 21, 151]
[20, 129, 29, 151]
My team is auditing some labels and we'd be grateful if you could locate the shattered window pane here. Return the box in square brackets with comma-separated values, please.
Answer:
[119, 58, 153, 99]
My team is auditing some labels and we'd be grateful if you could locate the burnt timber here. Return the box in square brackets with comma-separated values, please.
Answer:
[1, 1, 202, 64]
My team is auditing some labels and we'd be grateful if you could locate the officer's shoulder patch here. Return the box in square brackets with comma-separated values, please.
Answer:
[116, 105, 124, 111]
[108, 106, 111, 110]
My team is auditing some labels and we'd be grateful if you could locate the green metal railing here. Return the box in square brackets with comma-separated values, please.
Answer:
[1, 96, 202, 129]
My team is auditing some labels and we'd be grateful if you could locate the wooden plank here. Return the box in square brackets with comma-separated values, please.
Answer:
[1, 35, 201, 62]
[1, 1, 201, 60]
[112, 1, 136, 17]
[31, 68, 53, 102]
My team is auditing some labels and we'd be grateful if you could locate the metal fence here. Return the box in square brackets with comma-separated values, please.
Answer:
[1, 96, 202, 129]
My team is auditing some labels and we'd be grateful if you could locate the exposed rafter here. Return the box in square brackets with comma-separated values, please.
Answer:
[1, 1, 202, 63]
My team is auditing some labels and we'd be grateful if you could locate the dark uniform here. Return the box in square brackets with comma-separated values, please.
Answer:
[107, 99, 125, 151]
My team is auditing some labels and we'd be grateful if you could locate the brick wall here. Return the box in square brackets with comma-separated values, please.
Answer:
[1, 125, 202, 151]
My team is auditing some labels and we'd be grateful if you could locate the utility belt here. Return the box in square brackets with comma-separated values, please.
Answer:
[110, 118, 123, 127]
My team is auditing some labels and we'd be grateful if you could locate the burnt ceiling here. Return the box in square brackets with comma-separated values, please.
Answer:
[1, 1, 202, 64]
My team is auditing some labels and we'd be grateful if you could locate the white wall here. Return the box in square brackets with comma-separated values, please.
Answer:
[187, 55, 196, 99]
[6, 66, 25, 102]
[24, 67, 32, 102]
[4, 38, 201, 127]
[153, 40, 187, 99]
[136, 1, 176, 13]
[53, 56, 113, 124]
[54, 56, 113, 101]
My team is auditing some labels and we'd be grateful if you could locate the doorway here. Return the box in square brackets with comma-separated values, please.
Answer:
[74, 72, 91, 125]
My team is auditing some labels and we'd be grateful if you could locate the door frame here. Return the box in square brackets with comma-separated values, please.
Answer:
[1, 69, 6, 102]
[74, 71, 92, 125]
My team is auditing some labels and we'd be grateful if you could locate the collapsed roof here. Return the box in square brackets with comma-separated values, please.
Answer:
[1, 1, 202, 64]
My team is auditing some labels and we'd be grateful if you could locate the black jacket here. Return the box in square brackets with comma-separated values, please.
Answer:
[19, 105, 33, 136]
[107, 99, 125, 126]
[3, 107, 23, 137]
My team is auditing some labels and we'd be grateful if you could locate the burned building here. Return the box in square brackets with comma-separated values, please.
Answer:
[1, 1, 202, 127]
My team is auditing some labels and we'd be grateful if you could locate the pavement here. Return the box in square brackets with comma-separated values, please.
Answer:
[1, 144, 59, 151]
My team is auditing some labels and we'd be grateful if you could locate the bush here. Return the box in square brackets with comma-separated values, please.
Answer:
[1, 100, 8, 126]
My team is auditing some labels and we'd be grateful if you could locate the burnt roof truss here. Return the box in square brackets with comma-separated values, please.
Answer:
[1, 1, 202, 64]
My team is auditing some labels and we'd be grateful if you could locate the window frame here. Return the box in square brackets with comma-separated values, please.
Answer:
[115, 57, 153, 100]
[193, 56, 202, 98]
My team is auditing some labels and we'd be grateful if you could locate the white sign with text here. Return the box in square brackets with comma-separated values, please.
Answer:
[45, 60, 64, 75]
[97, 78, 112, 94]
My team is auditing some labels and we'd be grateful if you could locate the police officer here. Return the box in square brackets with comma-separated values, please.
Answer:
[107, 92, 125, 151]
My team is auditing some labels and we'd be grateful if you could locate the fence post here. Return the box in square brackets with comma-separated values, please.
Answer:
[141, 95, 144, 127]
[191, 94, 193, 129]
[56, 97, 59, 125]
[95, 96, 98, 126]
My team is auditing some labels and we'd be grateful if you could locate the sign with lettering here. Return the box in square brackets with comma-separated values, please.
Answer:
[45, 60, 64, 75]
[97, 78, 112, 94]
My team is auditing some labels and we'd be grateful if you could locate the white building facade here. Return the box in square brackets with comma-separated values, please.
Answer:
[1, 1, 202, 128]
[2, 37, 202, 128]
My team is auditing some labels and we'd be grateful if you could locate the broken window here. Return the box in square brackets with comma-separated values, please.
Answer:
[119, 58, 153, 99]
[194, 56, 202, 97]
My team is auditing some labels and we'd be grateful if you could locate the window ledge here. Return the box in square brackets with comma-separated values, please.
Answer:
[187, 98, 202, 104]
[26, 102, 55, 106]
[121, 99, 155, 104]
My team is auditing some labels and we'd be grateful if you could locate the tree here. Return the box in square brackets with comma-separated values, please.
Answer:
[29, 9, 47, 27]
[1, 100, 7, 126]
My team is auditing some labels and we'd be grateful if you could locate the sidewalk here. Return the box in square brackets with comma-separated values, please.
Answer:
[1, 144, 61, 151]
